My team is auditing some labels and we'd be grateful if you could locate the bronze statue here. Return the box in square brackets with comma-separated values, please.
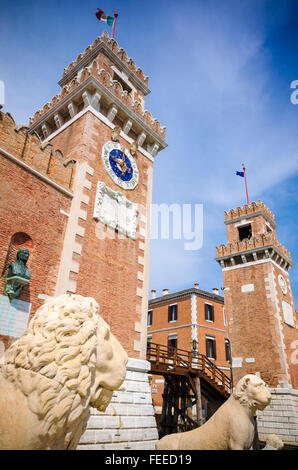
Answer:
[4, 249, 30, 300]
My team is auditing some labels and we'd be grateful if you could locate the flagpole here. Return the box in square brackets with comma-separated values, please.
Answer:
[112, 11, 118, 38]
[242, 163, 249, 205]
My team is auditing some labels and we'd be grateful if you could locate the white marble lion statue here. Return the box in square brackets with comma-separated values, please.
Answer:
[156, 374, 272, 450]
[0, 294, 128, 450]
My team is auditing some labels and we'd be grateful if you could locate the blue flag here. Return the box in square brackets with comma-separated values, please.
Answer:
[236, 171, 244, 177]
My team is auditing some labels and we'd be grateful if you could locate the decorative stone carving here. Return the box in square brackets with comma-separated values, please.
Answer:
[136, 131, 146, 147]
[123, 118, 133, 135]
[278, 274, 287, 295]
[54, 112, 64, 129]
[111, 125, 121, 142]
[67, 100, 78, 118]
[156, 374, 272, 450]
[107, 105, 118, 123]
[4, 249, 31, 300]
[130, 140, 138, 156]
[93, 181, 138, 239]
[0, 294, 128, 449]
[41, 122, 51, 139]
[262, 434, 284, 450]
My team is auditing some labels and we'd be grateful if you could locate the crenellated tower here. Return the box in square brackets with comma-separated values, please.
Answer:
[0, 30, 167, 450]
[216, 200, 298, 447]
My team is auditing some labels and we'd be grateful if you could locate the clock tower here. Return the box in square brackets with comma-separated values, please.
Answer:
[216, 201, 298, 446]
[28, 30, 167, 449]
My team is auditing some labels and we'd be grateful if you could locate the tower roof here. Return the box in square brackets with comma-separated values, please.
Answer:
[216, 200, 292, 271]
[59, 31, 150, 95]
[224, 200, 276, 228]
[27, 31, 167, 159]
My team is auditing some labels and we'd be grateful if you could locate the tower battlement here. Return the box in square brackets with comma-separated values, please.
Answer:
[61, 30, 149, 88]
[224, 200, 275, 226]
[28, 31, 166, 155]
[216, 199, 292, 271]
[216, 232, 292, 265]
[0, 111, 74, 193]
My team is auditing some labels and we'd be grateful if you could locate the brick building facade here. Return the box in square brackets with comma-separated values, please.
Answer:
[0, 31, 167, 449]
[147, 285, 231, 418]
[216, 200, 298, 446]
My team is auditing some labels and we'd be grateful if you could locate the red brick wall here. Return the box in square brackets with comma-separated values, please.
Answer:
[223, 261, 298, 388]
[0, 151, 72, 350]
[226, 213, 275, 244]
[48, 110, 152, 358]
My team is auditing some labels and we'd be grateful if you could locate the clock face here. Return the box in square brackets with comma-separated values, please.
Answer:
[102, 142, 139, 190]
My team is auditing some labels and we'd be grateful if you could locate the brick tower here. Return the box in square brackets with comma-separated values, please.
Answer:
[216, 200, 298, 446]
[0, 31, 167, 449]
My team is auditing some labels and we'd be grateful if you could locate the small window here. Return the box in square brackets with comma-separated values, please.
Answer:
[148, 310, 153, 326]
[205, 304, 214, 322]
[238, 224, 252, 241]
[206, 336, 216, 360]
[168, 304, 178, 322]
[147, 336, 152, 350]
[113, 72, 132, 94]
[225, 339, 231, 363]
[168, 337, 177, 355]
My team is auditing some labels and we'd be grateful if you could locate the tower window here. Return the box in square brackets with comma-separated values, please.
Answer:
[168, 304, 178, 322]
[113, 72, 132, 94]
[238, 224, 252, 241]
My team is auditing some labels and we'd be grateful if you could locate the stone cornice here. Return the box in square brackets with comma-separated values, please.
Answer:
[58, 42, 151, 96]
[215, 244, 293, 270]
[28, 76, 167, 151]
[148, 288, 224, 307]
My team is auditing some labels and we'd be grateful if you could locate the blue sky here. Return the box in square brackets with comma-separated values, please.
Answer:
[1, 0, 298, 304]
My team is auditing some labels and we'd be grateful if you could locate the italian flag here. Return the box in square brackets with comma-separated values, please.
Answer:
[95, 8, 115, 27]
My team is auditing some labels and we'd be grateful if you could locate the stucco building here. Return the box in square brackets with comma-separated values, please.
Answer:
[147, 285, 231, 418]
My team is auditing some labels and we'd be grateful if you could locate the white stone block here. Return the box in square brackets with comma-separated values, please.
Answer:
[241, 284, 254, 293]
[104, 416, 121, 429]
[94, 430, 113, 443]
[79, 430, 95, 444]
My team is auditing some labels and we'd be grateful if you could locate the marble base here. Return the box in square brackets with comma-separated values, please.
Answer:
[78, 357, 158, 450]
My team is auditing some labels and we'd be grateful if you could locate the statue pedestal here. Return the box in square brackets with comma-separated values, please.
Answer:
[78, 358, 159, 450]
[4, 276, 30, 300]
[0, 295, 31, 338]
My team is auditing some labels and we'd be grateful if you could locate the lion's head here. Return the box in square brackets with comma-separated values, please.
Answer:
[233, 374, 271, 411]
[1, 294, 127, 449]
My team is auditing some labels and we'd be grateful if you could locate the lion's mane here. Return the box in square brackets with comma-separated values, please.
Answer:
[1, 294, 104, 449]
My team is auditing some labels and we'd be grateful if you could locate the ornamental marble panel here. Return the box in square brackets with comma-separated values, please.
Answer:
[281, 300, 294, 327]
[93, 181, 138, 239]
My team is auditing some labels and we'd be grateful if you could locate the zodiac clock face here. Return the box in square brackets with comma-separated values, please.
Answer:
[102, 142, 139, 190]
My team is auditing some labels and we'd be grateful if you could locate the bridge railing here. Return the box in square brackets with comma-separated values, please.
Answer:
[147, 343, 231, 395]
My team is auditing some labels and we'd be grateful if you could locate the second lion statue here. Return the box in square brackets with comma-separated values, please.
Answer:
[0, 294, 128, 450]
[156, 374, 272, 450]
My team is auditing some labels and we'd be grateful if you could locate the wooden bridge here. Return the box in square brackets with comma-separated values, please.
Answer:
[146, 343, 232, 437]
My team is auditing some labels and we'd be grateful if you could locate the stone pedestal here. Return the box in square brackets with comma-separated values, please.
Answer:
[78, 358, 158, 450]
[257, 386, 298, 446]
[0, 295, 31, 338]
